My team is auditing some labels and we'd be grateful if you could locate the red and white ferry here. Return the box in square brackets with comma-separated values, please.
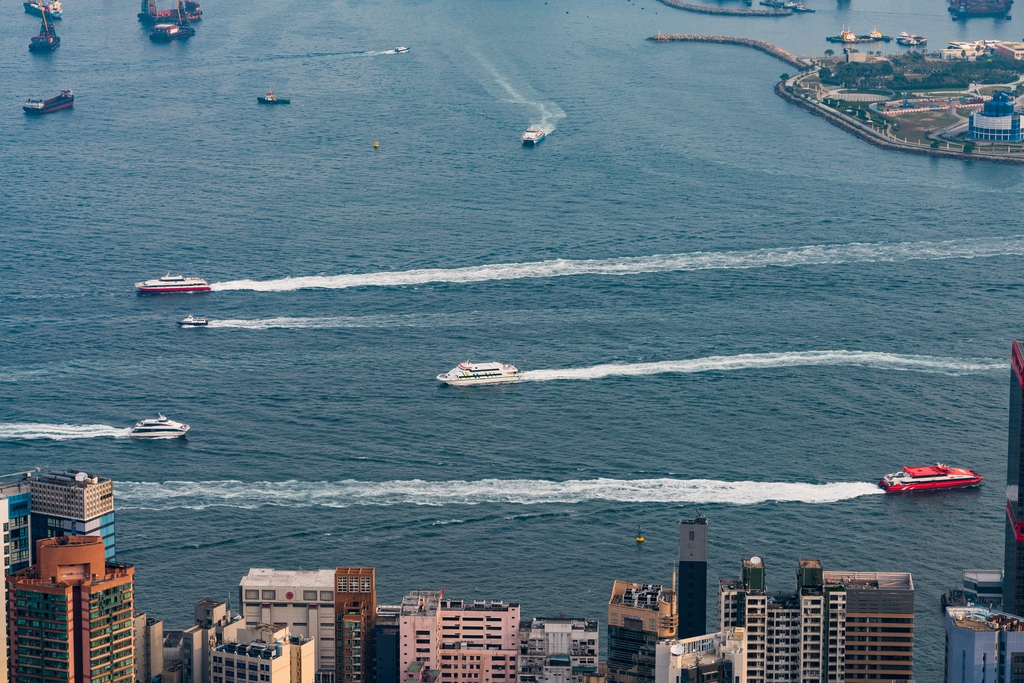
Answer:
[136, 273, 211, 293]
[878, 463, 983, 492]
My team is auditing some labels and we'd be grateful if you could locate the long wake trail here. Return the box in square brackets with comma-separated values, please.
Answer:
[210, 235, 1024, 292]
[521, 350, 1006, 381]
[115, 478, 883, 510]
[0, 423, 131, 440]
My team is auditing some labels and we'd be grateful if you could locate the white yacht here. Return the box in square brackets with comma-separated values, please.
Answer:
[437, 361, 521, 386]
[177, 314, 208, 327]
[136, 273, 211, 293]
[130, 414, 190, 438]
[521, 126, 546, 145]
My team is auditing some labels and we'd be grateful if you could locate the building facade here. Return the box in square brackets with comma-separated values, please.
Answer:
[436, 599, 518, 683]
[7, 536, 135, 683]
[182, 600, 245, 683]
[136, 614, 165, 683]
[399, 591, 443, 677]
[718, 559, 913, 683]
[654, 630, 746, 683]
[1008, 340, 1024, 617]
[969, 92, 1022, 141]
[677, 516, 708, 641]
[518, 618, 598, 683]
[945, 606, 1024, 683]
[335, 568, 376, 683]
[2, 480, 33, 572]
[27, 470, 116, 562]
[211, 625, 315, 683]
[607, 582, 677, 683]
[240, 569, 338, 679]
[375, 606, 401, 683]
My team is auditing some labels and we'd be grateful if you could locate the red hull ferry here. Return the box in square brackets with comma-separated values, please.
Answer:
[136, 273, 211, 293]
[878, 463, 982, 492]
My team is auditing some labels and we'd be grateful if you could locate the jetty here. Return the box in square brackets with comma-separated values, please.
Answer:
[649, 34, 807, 70]
[656, 0, 792, 15]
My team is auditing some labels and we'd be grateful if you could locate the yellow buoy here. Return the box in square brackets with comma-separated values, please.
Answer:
[635, 525, 644, 543]
[373, 140, 379, 149]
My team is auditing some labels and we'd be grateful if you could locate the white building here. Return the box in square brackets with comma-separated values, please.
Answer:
[655, 631, 746, 683]
[517, 618, 598, 683]
[945, 607, 1024, 683]
[240, 569, 338, 678]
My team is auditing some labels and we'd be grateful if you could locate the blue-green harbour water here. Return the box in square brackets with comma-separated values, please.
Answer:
[3, 0, 1024, 678]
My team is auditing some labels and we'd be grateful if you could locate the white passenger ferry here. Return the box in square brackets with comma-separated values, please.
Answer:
[437, 361, 521, 386]
[521, 126, 546, 145]
[130, 414, 190, 438]
[136, 273, 211, 293]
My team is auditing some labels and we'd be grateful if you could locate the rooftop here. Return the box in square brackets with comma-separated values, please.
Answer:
[240, 568, 336, 588]
[522, 618, 598, 631]
[32, 469, 109, 487]
[823, 571, 913, 592]
[440, 599, 518, 611]
[964, 569, 1003, 585]
[609, 581, 673, 611]
[402, 590, 442, 616]
[948, 606, 1024, 632]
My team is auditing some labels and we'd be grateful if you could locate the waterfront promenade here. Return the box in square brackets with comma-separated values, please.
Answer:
[649, 33, 806, 70]
[656, 0, 792, 15]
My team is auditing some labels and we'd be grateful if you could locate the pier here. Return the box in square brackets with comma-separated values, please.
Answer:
[649, 34, 807, 70]
[655, 0, 792, 15]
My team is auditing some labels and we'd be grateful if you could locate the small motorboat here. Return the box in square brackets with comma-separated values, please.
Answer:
[130, 414, 190, 438]
[394, 46, 410, 53]
[257, 92, 290, 104]
[177, 314, 208, 327]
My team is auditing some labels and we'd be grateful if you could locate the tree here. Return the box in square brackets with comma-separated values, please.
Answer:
[931, 140, 940, 148]
[780, 73, 790, 80]
[825, 49, 834, 57]
[963, 140, 976, 153]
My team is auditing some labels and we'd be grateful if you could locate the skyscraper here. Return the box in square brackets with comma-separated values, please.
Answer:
[676, 514, 707, 639]
[1006, 340, 1024, 616]
[27, 470, 116, 562]
[607, 581, 677, 683]
[335, 568, 377, 683]
[7, 535, 135, 683]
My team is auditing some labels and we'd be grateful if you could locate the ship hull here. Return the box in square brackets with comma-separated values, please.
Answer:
[522, 135, 545, 146]
[136, 285, 211, 293]
[879, 477, 983, 492]
[24, 4, 62, 18]
[29, 37, 60, 52]
[436, 375, 521, 386]
[24, 100, 73, 114]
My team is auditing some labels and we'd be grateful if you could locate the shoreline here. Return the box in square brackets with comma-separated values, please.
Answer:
[648, 33, 806, 70]
[655, 0, 792, 16]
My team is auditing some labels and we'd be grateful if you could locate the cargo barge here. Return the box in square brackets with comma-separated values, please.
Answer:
[24, 90, 73, 114]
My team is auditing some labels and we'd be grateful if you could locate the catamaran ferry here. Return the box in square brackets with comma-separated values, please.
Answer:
[878, 463, 982, 492]
[136, 273, 211, 293]
[437, 361, 521, 386]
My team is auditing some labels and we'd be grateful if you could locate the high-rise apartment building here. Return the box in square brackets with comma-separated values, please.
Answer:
[517, 617, 598, 683]
[375, 606, 401, 683]
[436, 599, 518, 683]
[7, 535, 135, 683]
[210, 625, 315, 683]
[399, 591, 443, 676]
[718, 558, 913, 683]
[182, 600, 245, 683]
[607, 582, 677, 683]
[1, 480, 33, 572]
[135, 614, 165, 683]
[240, 569, 338, 679]
[28, 470, 116, 562]
[945, 605, 1024, 683]
[1007, 340, 1024, 617]
[676, 515, 708, 640]
[335, 568, 376, 683]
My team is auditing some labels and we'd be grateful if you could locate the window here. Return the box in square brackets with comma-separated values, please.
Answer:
[244, 591, 260, 600]
[261, 591, 276, 600]
[321, 591, 334, 601]
[689, 531, 694, 541]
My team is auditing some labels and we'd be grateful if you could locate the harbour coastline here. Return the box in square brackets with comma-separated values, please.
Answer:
[654, 0, 793, 16]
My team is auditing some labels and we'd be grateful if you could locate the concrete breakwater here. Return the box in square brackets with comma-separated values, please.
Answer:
[649, 34, 806, 70]
[773, 81, 1024, 165]
[655, 0, 792, 15]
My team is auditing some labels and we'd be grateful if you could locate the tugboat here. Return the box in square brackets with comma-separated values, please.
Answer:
[177, 314, 208, 327]
[24, 0, 61, 18]
[149, 2, 195, 41]
[136, 273, 211, 293]
[257, 92, 290, 104]
[792, 3, 815, 11]
[28, 10, 59, 52]
[24, 90, 73, 115]
[521, 126, 546, 146]
[878, 463, 983, 492]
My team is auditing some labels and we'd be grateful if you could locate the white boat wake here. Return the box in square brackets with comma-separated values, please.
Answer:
[520, 350, 1006, 381]
[114, 477, 884, 510]
[209, 235, 1024, 292]
[0, 423, 131, 440]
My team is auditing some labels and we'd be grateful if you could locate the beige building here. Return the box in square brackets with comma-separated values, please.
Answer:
[518, 618, 599, 683]
[240, 568, 338, 677]
[211, 625, 315, 683]
[182, 600, 246, 683]
[136, 614, 166, 683]
[654, 630, 746, 683]
[607, 581, 677, 683]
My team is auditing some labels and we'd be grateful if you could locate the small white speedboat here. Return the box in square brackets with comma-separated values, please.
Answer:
[394, 46, 410, 53]
[437, 361, 521, 386]
[130, 414, 190, 438]
[177, 314, 208, 327]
